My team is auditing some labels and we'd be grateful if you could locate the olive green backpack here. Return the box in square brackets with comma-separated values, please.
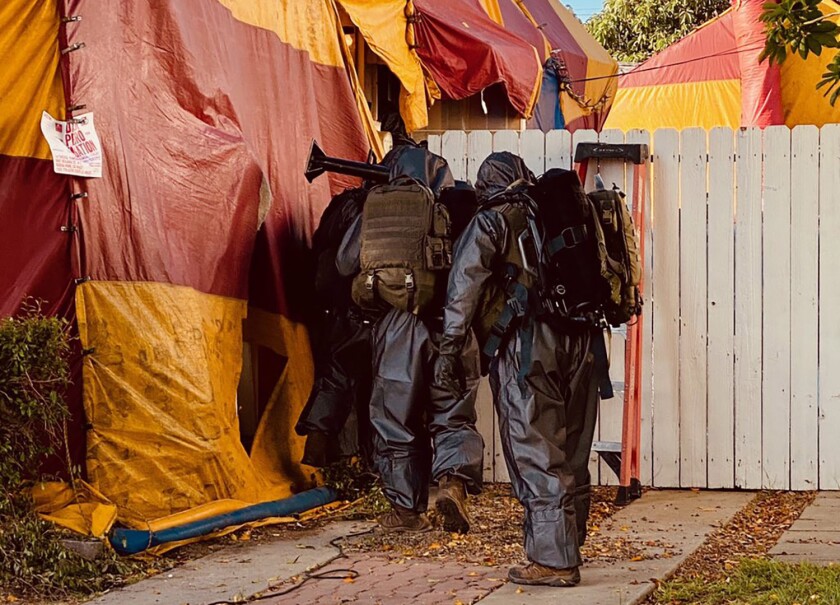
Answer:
[351, 180, 452, 315]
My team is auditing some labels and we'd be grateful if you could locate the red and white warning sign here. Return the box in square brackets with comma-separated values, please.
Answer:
[40, 111, 102, 178]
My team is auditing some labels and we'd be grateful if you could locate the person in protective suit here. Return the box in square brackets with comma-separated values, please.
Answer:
[296, 119, 424, 468]
[295, 186, 373, 468]
[435, 152, 600, 586]
[336, 146, 484, 534]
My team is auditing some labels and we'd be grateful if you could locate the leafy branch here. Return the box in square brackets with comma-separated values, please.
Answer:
[761, 0, 840, 105]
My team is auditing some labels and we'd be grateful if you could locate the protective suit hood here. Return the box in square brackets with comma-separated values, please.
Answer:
[383, 146, 455, 197]
[475, 152, 536, 204]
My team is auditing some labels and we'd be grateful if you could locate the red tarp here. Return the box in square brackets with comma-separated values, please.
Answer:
[413, 0, 542, 117]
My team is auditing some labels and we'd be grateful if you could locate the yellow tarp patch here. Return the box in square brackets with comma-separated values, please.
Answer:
[781, 2, 840, 128]
[215, 0, 346, 68]
[337, 0, 430, 132]
[604, 80, 742, 132]
[32, 482, 118, 538]
[75, 281, 317, 529]
[0, 0, 64, 159]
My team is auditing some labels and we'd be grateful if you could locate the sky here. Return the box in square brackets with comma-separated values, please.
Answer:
[565, 0, 604, 21]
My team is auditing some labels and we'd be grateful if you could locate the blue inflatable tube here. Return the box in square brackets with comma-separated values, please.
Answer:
[109, 486, 337, 555]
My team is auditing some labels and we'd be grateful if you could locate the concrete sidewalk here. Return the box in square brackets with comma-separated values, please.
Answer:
[477, 490, 752, 605]
[90, 521, 373, 605]
[87, 490, 752, 605]
[770, 492, 840, 565]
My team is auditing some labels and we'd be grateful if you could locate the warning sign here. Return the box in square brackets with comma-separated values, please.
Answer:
[40, 111, 102, 178]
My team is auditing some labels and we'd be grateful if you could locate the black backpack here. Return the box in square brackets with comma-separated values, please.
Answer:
[530, 168, 642, 326]
[312, 187, 368, 308]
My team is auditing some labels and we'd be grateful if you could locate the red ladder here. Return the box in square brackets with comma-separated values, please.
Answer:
[574, 142, 649, 506]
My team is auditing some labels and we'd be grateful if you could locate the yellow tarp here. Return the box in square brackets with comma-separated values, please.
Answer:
[337, 0, 430, 132]
[75, 281, 314, 530]
[781, 1, 840, 127]
[0, 0, 64, 159]
[605, 80, 742, 132]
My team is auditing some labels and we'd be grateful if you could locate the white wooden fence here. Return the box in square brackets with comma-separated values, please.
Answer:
[427, 125, 840, 491]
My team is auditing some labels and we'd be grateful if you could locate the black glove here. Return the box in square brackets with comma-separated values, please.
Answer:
[434, 353, 464, 398]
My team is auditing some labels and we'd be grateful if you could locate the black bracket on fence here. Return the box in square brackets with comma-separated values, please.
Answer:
[574, 143, 649, 165]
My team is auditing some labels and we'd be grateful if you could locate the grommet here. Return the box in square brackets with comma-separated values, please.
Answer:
[60, 42, 85, 55]
[67, 104, 87, 113]
[73, 275, 91, 285]
[70, 192, 88, 200]
[60, 225, 77, 233]
[61, 15, 82, 23]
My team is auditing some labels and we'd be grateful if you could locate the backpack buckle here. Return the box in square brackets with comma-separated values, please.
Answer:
[506, 296, 526, 317]
[404, 271, 415, 291]
[562, 225, 587, 247]
[365, 271, 375, 291]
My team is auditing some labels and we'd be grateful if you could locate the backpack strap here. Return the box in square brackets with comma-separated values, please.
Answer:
[591, 328, 614, 399]
[546, 224, 588, 255]
[481, 264, 527, 359]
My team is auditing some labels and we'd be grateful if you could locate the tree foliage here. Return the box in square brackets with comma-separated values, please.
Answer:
[761, 0, 840, 105]
[587, 0, 730, 63]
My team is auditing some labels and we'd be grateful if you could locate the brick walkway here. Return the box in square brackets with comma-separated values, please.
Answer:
[269, 552, 505, 605]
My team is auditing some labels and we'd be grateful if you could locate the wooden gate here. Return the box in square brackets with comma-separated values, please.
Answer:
[426, 125, 840, 490]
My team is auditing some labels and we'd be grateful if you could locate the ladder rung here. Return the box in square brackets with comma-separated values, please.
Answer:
[592, 441, 622, 453]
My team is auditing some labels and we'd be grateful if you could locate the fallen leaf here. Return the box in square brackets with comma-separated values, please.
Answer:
[516, 587, 525, 594]
[343, 577, 355, 584]
[631, 556, 644, 562]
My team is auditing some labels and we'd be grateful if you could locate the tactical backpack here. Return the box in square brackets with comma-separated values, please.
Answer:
[530, 168, 642, 327]
[586, 186, 642, 326]
[351, 179, 452, 315]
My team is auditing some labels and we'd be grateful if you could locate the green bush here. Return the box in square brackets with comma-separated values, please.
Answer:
[0, 302, 145, 598]
[0, 301, 71, 492]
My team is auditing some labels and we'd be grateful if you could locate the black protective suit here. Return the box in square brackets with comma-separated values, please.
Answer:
[439, 154, 599, 569]
[295, 188, 373, 465]
[336, 148, 484, 512]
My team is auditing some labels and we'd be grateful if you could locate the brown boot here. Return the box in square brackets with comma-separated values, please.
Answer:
[435, 475, 470, 534]
[508, 562, 580, 587]
[377, 505, 432, 533]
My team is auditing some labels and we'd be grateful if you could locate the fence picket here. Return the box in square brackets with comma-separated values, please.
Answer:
[707, 128, 736, 489]
[569, 128, 602, 483]
[441, 131, 468, 181]
[493, 130, 519, 155]
[790, 126, 820, 490]
[520, 130, 546, 175]
[651, 129, 681, 487]
[679, 129, 708, 488]
[734, 128, 763, 489]
[545, 129, 573, 169]
[426, 134, 442, 155]
[467, 131, 493, 184]
[762, 126, 792, 490]
[819, 124, 840, 489]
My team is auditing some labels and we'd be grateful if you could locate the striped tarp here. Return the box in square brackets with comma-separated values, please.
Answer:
[1, 0, 380, 535]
